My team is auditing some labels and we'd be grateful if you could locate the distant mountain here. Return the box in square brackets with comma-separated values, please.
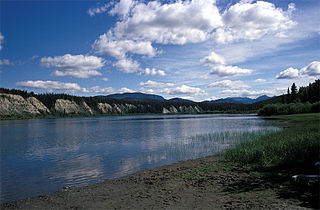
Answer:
[167, 97, 194, 103]
[204, 95, 272, 104]
[103, 92, 166, 101]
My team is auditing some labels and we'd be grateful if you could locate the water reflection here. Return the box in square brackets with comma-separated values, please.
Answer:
[0, 114, 278, 202]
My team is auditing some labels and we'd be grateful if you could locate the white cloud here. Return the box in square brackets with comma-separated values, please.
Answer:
[204, 96, 220, 101]
[201, 51, 252, 77]
[41, 54, 105, 78]
[93, 33, 156, 59]
[0, 33, 4, 51]
[82, 86, 115, 94]
[209, 64, 252, 77]
[109, 0, 134, 18]
[139, 80, 174, 88]
[139, 67, 166, 76]
[163, 85, 207, 96]
[87, 3, 112, 16]
[139, 80, 207, 96]
[300, 61, 320, 76]
[110, 0, 222, 45]
[212, 1, 296, 44]
[208, 80, 250, 89]
[276, 67, 299, 79]
[0, 59, 11, 66]
[16, 80, 82, 92]
[15, 80, 136, 95]
[51, 69, 102, 78]
[254, 78, 267, 83]
[220, 89, 271, 98]
[200, 51, 225, 66]
[113, 58, 140, 73]
[118, 87, 135, 93]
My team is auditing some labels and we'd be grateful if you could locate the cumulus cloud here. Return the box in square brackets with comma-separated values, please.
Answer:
[139, 67, 166, 76]
[40, 54, 105, 78]
[16, 80, 82, 92]
[163, 85, 207, 96]
[93, 33, 156, 59]
[118, 87, 135, 93]
[113, 58, 140, 73]
[201, 51, 252, 77]
[139, 80, 174, 88]
[109, 0, 222, 45]
[87, 3, 112, 16]
[300, 61, 320, 76]
[200, 51, 225, 66]
[208, 80, 250, 89]
[15, 80, 138, 95]
[209, 65, 252, 77]
[139, 80, 207, 96]
[0, 33, 4, 50]
[212, 1, 296, 44]
[276, 67, 299, 79]
[109, 0, 134, 18]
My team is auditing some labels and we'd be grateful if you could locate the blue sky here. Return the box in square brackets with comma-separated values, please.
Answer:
[0, 0, 319, 101]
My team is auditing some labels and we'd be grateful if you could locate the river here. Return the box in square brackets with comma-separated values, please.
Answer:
[0, 114, 278, 203]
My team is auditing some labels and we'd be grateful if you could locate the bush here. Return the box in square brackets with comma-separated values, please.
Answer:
[258, 102, 320, 116]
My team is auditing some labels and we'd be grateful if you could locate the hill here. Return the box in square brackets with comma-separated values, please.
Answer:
[204, 95, 272, 104]
[103, 92, 166, 101]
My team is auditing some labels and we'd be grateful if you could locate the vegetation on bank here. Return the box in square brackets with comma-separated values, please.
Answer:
[225, 113, 320, 171]
[258, 79, 320, 116]
[0, 88, 271, 120]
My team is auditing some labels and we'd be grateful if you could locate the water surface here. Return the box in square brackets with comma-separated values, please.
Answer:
[0, 114, 278, 202]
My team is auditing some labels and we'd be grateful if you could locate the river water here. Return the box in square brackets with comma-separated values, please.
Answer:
[0, 114, 278, 202]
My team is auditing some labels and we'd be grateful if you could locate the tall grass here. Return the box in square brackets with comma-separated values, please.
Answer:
[163, 129, 279, 161]
[225, 113, 320, 170]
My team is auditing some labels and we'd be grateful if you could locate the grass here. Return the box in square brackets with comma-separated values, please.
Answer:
[164, 129, 279, 161]
[225, 113, 320, 171]
[178, 113, 319, 208]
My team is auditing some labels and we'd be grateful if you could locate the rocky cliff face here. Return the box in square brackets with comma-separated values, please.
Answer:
[0, 93, 49, 116]
[162, 105, 203, 114]
[0, 93, 205, 119]
[54, 99, 93, 115]
[97, 103, 138, 114]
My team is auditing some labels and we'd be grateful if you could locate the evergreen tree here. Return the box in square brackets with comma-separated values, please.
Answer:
[287, 88, 290, 103]
[291, 83, 297, 102]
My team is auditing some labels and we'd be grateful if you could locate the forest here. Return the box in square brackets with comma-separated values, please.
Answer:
[1, 79, 319, 117]
[258, 79, 320, 115]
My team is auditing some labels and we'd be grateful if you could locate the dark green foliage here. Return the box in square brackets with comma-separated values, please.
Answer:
[259, 80, 320, 115]
[258, 102, 318, 116]
[290, 83, 298, 102]
[226, 113, 320, 170]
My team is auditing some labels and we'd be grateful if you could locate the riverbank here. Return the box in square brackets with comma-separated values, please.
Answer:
[1, 113, 319, 209]
[0, 155, 306, 209]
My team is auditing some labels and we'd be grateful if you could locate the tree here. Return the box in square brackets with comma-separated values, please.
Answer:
[287, 88, 290, 103]
[291, 83, 297, 102]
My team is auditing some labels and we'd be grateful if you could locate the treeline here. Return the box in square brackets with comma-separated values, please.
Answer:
[0, 88, 270, 116]
[259, 79, 320, 116]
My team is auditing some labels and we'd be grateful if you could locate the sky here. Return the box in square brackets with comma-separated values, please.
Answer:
[0, 0, 319, 101]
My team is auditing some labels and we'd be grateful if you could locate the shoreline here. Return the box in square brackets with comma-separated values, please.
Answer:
[0, 111, 258, 121]
[1, 154, 305, 209]
[2, 113, 319, 209]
